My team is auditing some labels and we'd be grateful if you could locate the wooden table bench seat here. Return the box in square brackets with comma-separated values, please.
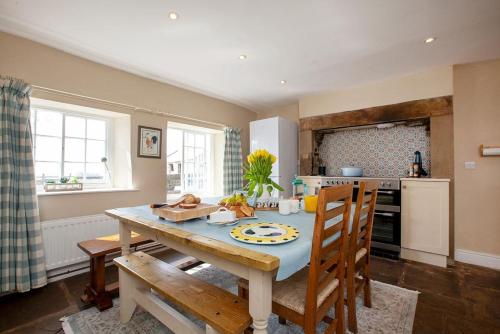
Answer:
[78, 233, 152, 311]
[114, 251, 252, 334]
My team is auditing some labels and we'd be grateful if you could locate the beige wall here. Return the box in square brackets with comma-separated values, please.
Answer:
[0, 32, 256, 221]
[257, 103, 299, 123]
[453, 58, 500, 256]
[299, 66, 453, 118]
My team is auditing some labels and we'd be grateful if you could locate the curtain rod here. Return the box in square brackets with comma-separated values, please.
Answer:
[31, 85, 228, 128]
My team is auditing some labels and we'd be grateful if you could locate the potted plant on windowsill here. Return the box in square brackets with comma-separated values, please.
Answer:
[43, 176, 83, 192]
[244, 149, 284, 207]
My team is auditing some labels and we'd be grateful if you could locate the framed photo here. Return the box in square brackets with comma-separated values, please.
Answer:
[137, 126, 162, 159]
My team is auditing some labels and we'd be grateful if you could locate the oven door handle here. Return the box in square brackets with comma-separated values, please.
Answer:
[377, 190, 396, 195]
[374, 212, 396, 217]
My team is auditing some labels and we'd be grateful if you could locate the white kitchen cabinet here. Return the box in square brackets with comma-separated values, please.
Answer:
[400, 178, 450, 267]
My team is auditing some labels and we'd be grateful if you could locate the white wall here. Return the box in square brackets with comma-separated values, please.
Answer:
[0, 31, 256, 221]
[299, 66, 453, 117]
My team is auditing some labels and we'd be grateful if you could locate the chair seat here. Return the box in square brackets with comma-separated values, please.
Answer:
[355, 247, 367, 263]
[238, 267, 339, 315]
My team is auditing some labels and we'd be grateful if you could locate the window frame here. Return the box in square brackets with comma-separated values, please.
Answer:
[31, 104, 112, 189]
[166, 126, 214, 198]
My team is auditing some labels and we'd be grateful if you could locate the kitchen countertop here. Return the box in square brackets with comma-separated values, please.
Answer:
[300, 175, 451, 182]
[400, 177, 450, 182]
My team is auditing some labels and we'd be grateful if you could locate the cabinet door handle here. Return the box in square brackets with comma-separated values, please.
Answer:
[402, 185, 407, 189]
[378, 190, 396, 194]
[374, 212, 396, 217]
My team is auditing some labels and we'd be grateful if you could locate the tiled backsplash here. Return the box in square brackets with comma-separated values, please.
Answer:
[318, 124, 430, 177]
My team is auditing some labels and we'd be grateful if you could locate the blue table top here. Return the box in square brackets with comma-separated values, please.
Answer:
[112, 202, 355, 281]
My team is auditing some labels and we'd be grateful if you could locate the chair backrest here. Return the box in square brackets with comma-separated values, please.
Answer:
[305, 184, 353, 326]
[349, 181, 378, 259]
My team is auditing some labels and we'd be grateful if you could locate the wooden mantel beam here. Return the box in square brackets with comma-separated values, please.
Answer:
[299, 96, 453, 131]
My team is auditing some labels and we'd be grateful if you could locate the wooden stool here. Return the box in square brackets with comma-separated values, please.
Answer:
[78, 232, 152, 311]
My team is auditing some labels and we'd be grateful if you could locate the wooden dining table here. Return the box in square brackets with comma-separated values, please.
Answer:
[106, 203, 355, 333]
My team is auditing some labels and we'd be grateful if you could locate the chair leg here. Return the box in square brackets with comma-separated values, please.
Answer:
[238, 286, 248, 299]
[346, 265, 357, 333]
[363, 262, 372, 308]
[278, 316, 287, 325]
[335, 287, 346, 334]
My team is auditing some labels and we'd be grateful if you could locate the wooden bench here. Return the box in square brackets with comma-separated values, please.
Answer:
[78, 233, 198, 311]
[114, 251, 252, 334]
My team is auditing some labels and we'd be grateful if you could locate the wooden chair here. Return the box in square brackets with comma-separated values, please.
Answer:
[345, 181, 378, 333]
[238, 184, 353, 334]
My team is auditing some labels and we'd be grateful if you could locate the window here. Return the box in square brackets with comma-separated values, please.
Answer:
[31, 107, 110, 188]
[167, 124, 219, 198]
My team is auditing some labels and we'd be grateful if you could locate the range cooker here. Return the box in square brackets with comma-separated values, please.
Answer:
[320, 176, 401, 258]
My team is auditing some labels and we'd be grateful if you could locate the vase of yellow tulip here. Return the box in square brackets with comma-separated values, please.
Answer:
[244, 149, 284, 205]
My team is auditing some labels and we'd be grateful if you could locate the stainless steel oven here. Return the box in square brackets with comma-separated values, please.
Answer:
[321, 177, 401, 258]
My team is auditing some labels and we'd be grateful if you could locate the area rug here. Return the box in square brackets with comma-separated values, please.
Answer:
[61, 264, 418, 334]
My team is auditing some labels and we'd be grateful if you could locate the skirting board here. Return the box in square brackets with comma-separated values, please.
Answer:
[455, 249, 500, 270]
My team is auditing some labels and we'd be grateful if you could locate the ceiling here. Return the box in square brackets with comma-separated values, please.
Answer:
[1, 0, 500, 111]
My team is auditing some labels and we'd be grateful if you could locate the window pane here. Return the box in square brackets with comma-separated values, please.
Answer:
[184, 147, 194, 163]
[195, 148, 205, 164]
[64, 162, 84, 179]
[184, 163, 194, 189]
[166, 128, 183, 195]
[35, 162, 60, 179]
[36, 136, 62, 161]
[185, 132, 194, 146]
[85, 163, 105, 183]
[64, 138, 85, 162]
[87, 119, 106, 140]
[195, 134, 205, 148]
[86, 140, 106, 162]
[65, 116, 85, 138]
[36, 110, 62, 136]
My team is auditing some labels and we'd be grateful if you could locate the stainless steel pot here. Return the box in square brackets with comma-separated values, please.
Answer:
[341, 167, 363, 177]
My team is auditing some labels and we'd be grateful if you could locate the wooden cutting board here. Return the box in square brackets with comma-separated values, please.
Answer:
[152, 203, 220, 223]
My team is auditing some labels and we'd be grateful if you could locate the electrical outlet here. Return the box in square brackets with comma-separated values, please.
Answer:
[464, 161, 476, 169]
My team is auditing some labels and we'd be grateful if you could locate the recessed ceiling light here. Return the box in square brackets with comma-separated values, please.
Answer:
[239, 54, 247, 60]
[280, 80, 287, 84]
[169, 11, 179, 20]
[425, 37, 436, 44]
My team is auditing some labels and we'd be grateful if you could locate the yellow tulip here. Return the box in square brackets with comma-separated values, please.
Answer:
[247, 149, 278, 165]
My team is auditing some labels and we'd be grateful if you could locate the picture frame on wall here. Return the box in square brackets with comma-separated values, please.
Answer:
[137, 125, 162, 159]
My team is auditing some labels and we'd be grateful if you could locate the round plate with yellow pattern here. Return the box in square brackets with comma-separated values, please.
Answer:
[230, 222, 299, 245]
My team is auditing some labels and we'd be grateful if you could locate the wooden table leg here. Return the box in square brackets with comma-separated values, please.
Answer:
[248, 269, 273, 334]
[92, 255, 113, 311]
[119, 220, 133, 323]
[120, 221, 132, 255]
[81, 255, 113, 311]
[81, 257, 95, 305]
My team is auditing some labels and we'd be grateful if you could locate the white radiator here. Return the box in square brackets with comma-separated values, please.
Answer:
[41, 214, 118, 270]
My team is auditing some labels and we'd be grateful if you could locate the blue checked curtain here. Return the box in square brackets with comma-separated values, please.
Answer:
[0, 76, 47, 293]
[223, 127, 243, 195]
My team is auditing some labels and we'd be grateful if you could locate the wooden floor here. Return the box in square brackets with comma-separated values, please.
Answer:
[0, 254, 498, 334]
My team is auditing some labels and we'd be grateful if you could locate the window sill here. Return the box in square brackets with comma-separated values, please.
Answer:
[37, 188, 139, 197]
